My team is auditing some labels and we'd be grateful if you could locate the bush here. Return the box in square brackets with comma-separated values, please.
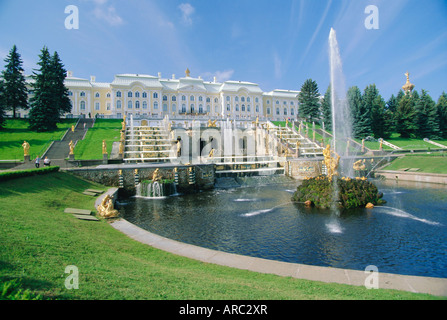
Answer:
[0, 166, 59, 182]
[291, 175, 385, 210]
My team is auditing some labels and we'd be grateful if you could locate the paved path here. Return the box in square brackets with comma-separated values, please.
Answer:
[15, 118, 94, 170]
[111, 218, 447, 297]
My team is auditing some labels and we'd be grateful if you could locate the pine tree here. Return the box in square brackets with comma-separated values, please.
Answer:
[415, 90, 439, 139]
[395, 93, 417, 138]
[0, 80, 6, 129]
[320, 85, 331, 129]
[1, 45, 29, 118]
[50, 51, 72, 117]
[28, 48, 71, 131]
[29, 47, 59, 131]
[386, 94, 398, 113]
[348, 86, 371, 139]
[298, 79, 320, 121]
[436, 92, 447, 139]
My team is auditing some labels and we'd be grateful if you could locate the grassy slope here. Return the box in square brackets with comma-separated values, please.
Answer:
[74, 119, 122, 160]
[0, 119, 76, 161]
[0, 172, 441, 300]
[382, 153, 447, 174]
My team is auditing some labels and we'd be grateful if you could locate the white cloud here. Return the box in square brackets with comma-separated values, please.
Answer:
[178, 3, 195, 26]
[91, 1, 123, 26]
[201, 70, 234, 82]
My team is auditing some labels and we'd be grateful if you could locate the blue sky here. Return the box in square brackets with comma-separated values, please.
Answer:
[1, 0, 446, 101]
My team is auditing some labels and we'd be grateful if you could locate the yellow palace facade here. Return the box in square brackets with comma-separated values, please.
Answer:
[23, 70, 302, 120]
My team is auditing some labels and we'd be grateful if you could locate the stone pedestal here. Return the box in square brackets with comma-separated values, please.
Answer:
[24, 155, 30, 162]
[103, 153, 108, 164]
[69, 154, 75, 161]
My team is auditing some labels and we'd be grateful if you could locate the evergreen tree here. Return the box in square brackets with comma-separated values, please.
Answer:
[1, 45, 29, 118]
[395, 93, 417, 138]
[415, 90, 439, 139]
[320, 85, 331, 129]
[29, 47, 71, 131]
[436, 92, 447, 139]
[29, 47, 59, 131]
[362, 85, 392, 139]
[348, 86, 371, 139]
[0, 80, 6, 129]
[298, 79, 320, 121]
[50, 51, 72, 117]
[386, 94, 398, 113]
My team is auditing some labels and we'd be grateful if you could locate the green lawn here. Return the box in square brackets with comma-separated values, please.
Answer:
[74, 119, 122, 160]
[0, 119, 77, 161]
[0, 171, 442, 300]
[382, 153, 447, 174]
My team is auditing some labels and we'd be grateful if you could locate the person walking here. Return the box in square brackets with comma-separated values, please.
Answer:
[43, 156, 51, 167]
[35, 155, 41, 168]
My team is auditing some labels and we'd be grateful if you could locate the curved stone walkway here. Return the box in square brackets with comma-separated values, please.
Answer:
[111, 218, 447, 297]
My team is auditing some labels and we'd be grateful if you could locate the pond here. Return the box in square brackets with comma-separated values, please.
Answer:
[120, 177, 447, 278]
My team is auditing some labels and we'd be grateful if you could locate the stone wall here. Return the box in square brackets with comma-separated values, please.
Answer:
[68, 164, 215, 195]
[285, 159, 324, 180]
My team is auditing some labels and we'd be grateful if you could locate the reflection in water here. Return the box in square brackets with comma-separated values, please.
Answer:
[121, 179, 447, 278]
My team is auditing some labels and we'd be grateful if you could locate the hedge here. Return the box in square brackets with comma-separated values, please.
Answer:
[0, 166, 60, 182]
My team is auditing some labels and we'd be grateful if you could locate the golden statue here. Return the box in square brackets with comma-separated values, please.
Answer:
[22, 141, 30, 156]
[71, 125, 75, 132]
[209, 148, 215, 158]
[152, 168, 162, 182]
[119, 141, 124, 154]
[122, 121, 126, 131]
[69, 140, 75, 155]
[323, 144, 340, 181]
[208, 119, 217, 127]
[353, 159, 366, 171]
[185, 68, 191, 77]
[97, 194, 119, 218]
[102, 140, 107, 154]
[402, 71, 415, 94]
[134, 169, 138, 175]
[120, 130, 125, 141]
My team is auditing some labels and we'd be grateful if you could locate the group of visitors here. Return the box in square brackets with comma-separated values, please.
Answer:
[34, 156, 51, 168]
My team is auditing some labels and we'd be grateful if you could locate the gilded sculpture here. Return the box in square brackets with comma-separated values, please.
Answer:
[152, 168, 162, 182]
[323, 144, 340, 181]
[97, 194, 119, 218]
[69, 140, 75, 155]
[22, 141, 30, 156]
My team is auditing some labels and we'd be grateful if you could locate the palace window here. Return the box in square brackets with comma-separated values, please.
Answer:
[154, 102, 158, 109]
[135, 101, 140, 109]
[107, 103, 111, 110]
[241, 97, 245, 102]
[80, 101, 86, 110]
[267, 107, 271, 115]
[206, 97, 210, 103]
[142, 92, 147, 98]
[199, 104, 203, 113]
[235, 104, 239, 112]
[128, 101, 132, 109]
[190, 95, 195, 101]
[153, 92, 158, 99]
[107, 93, 111, 98]
[116, 100, 122, 109]
[207, 105, 210, 113]
[191, 104, 195, 112]
[143, 101, 147, 109]
[182, 104, 186, 113]
[135, 91, 140, 98]
[199, 96, 203, 102]
[256, 105, 259, 112]
[116, 91, 122, 98]
[172, 96, 177, 102]
[163, 104, 168, 112]
[241, 104, 245, 112]
[276, 100, 279, 105]
[172, 104, 176, 112]
[95, 102, 100, 110]
[227, 104, 230, 111]
[291, 108, 294, 115]
[284, 108, 287, 115]
[95, 92, 100, 98]
[247, 105, 251, 112]
[247, 97, 251, 102]
[276, 108, 280, 115]
[128, 92, 132, 98]
[68, 91, 73, 96]
[235, 97, 239, 102]
[80, 92, 86, 97]
[255, 97, 259, 103]
[182, 95, 186, 101]
[163, 95, 168, 101]
[226, 96, 230, 102]
[214, 98, 218, 103]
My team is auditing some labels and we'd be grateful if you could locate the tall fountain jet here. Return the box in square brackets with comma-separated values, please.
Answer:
[328, 28, 355, 177]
